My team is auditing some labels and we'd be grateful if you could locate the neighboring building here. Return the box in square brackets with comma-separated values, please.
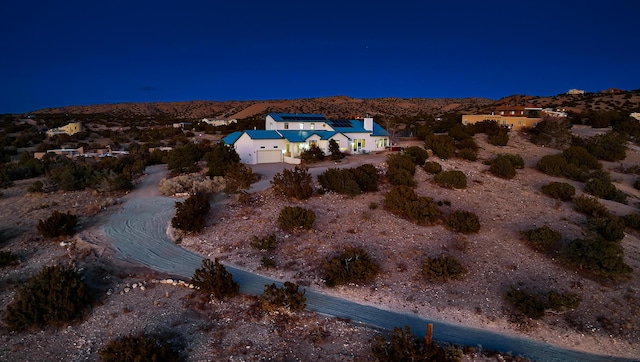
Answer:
[201, 117, 238, 127]
[173, 122, 192, 129]
[600, 88, 623, 94]
[222, 113, 390, 164]
[630, 113, 640, 121]
[462, 107, 567, 130]
[566, 89, 585, 95]
[46, 122, 83, 137]
[34, 147, 84, 159]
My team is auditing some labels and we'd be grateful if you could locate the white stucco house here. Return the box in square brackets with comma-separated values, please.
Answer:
[222, 113, 390, 164]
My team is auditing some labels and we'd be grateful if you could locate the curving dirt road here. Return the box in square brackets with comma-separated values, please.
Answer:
[93, 164, 634, 362]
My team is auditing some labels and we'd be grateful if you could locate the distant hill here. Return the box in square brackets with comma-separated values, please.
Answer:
[32, 91, 640, 120]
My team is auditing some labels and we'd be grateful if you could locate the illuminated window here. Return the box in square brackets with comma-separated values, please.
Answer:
[299, 123, 304, 130]
[284, 122, 289, 130]
[310, 123, 315, 130]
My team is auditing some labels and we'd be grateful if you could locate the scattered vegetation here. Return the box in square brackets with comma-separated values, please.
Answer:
[385, 153, 416, 187]
[622, 213, 640, 230]
[328, 139, 345, 160]
[0, 250, 19, 268]
[520, 225, 562, 253]
[384, 185, 441, 225]
[560, 237, 632, 276]
[423, 161, 442, 174]
[324, 248, 379, 287]
[541, 181, 575, 201]
[271, 165, 313, 200]
[403, 146, 429, 166]
[424, 134, 456, 159]
[444, 210, 480, 233]
[422, 254, 467, 281]
[277, 206, 316, 230]
[260, 281, 307, 312]
[250, 234, 278, 251]
[190, 258, 239, 300]
[372, 326, 463, 362]
[488, 153, 524, 179]
[300, 144, 325, 163]
[573, 195, 609, 218]
[4, 265, 92, 331]
[223, 162, 256, 193]
[37, 211, 78, 238]
[505, 287, 581, 319]
[434, 170, 467, 189]
[171, 193, 210, 233]
[318, 164, 379, 195]
[98, 333, 180, 362]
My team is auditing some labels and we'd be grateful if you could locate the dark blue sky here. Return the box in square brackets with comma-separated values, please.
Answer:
[2, 0, 639, 113]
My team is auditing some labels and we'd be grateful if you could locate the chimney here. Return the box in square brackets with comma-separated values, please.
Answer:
[364, 117, 373, 132]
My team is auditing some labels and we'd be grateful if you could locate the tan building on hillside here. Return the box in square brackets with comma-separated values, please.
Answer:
[46, 122, 84, 137]
[462, 107, 567, 130]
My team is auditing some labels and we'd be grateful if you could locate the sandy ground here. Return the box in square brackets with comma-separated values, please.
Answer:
[1, 129, 639, 361]
[182, 131, 640, 359]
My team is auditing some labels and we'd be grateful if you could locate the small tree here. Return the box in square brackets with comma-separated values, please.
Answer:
[541, 182, 575, 201]
[328, 139, 345, 160]
[573, 195, 609, 218]
[386, 153, 416, 187]
[372, 326, 462, 362]
[250, 234, 278, 251]
[0, 251, 19, 268]
[445, 210, 480, 233]
[271, 165, 313, 200]
[37, 211, 78, 238]
[223, 162, 255, 193]
[423, 161, 442, 174]
[520, 225, 562, 253]
[300, 144, 325, 163]
[403, 146, 429, 166]
[191, 258, 239, 300]
[422, 254, 467, 281]
[4, 265, 92, 331]
[99, 334, 180, 362]
[278, 206, 316, 230]
[425, 134, 456, 159]
[260, 281, 306, 312]
[324, 248, 379, 286]
[434, 170, 467, 189]
[204, 141, 241, 177]
[171, 193, 210, 233]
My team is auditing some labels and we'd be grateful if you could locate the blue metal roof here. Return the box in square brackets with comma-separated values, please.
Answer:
[372, 122, 390, 136]
[244, 130, 284, 140]
[327, 119, 368, 133]
[277, 130, 343, 142]
[267, 113, 328, 122]
[221, 131, 243, 145]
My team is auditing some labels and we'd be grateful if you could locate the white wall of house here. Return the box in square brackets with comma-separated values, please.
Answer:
[265, 115, 329, 131]
[341, 132, 387, 153]
[233, 133, 287, 164]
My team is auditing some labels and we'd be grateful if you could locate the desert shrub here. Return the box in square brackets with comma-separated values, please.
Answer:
[587, 215, 626, 242]
[0, 250, 19, 268]
[434, 170, 467, 189]
[27, 180, 44, 193]
[372, 326, 463, 362]
[386, 153, 416, 186]
[318, 168, 361, 196]
[536, 154, 569, 177]
[489, 155, 516, 179]
[260, 256, 277, 269]
[562, 146, 601, 170]
[584, 175, 627, 204]
[404, 196, 442, 225]
[541, 182, 575, 201]
[425, 134, 456, 159]
[528, 118, 572, 148]
[448, 123, 472, 140]
[520, 225, 562, 252]
[505, 287, 582, 319]
[623, 213, 640, 230]
[573, 195, 609, 218]
[4, 265, 91, 331]
[223, 162, 256, 193]
[444, 210, 480, 233]
[384, 186, 441, 225]
[452, 234, 469, 251]
[456, 138, 479, 150]
[324, 248, 378, 286]
[457, 148, 477, 161]
[250, 234, 277, 251]
[159, 173, 224, 196]
[488, 129, 509, 146]
[98, 334, 180, 362]
[560, 237, 632, 276]
[278, 206, 316, 230]
[300, 144, 325, 163]
[166, 143, 201, 174]
[351, 163, 379, 192]
[191, 258, 239, 300]
[582, 131, 627, 162]
[271, 165, 313, 200]
[368, 201, 378, 210]
[403, 146, 429, 166]
[171, 193, 210, 233]
[634, 178, 640, 190]
[204, 141, 241, 177]
[260, 281, 306, 312]
[328, 139, 345, 160]
[37, 211, 78, 238]
[423, 161, 442, 174]
[422, 254, 467, 281]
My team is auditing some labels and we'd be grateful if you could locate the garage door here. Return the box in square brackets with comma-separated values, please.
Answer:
[257, 150, 282, 163]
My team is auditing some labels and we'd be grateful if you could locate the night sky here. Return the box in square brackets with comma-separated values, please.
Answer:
[2, 0, 639, 113]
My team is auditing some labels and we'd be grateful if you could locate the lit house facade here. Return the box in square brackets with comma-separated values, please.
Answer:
[462, 107, 567, 130]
